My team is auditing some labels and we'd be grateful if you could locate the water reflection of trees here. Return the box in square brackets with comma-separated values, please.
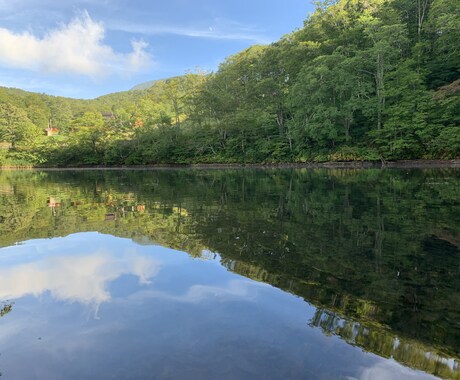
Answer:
[0, 168, 459, 378]
[311, 308, 459, 380]
[0, 302, 12, 317]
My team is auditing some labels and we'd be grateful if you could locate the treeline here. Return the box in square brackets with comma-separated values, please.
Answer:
[0, 0, 459, 166]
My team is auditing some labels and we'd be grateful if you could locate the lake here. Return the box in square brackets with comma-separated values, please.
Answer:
[0, 168, 458, 379]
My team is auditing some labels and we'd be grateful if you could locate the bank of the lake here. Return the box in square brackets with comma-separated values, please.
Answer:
[1, 159, 459, 171]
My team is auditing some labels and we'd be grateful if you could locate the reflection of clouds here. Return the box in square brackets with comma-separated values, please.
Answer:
[0, 234, 160, 305]
[130, 278, 268, 304]
[178, 279, 266, 302]
[359, 360, 438, 380]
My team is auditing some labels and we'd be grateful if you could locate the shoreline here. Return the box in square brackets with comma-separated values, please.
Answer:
[1, 159, 459, 170]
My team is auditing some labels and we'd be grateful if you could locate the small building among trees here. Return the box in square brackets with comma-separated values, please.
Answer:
[45, 127, 59, 136]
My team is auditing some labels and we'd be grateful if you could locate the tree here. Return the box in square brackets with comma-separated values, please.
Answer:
[425, 0, 460, 88]
[0, 102, 41, 148]
[71, 112, 104, 132]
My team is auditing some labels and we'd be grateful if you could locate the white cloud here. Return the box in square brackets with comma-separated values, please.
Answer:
[108, 19, 270, 44]
[0, 11, 152, 78]
[128, 40, 152, 72]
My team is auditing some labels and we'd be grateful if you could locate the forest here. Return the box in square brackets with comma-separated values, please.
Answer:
[0, 0, 459, 166]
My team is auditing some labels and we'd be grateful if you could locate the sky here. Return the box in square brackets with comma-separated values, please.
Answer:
[0, 0, 313, 99]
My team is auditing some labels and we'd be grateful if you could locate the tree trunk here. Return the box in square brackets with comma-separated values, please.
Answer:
[417, 0, 430, 42]
[376, 52, 385, 130]
[276, 105, 285, 136]
[344, 117, 351, 142]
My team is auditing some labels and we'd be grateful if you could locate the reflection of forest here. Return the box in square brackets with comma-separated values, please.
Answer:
[0, 302, 12, 317]
[0, 169, 459, 379]
[311, 308, 459, 380]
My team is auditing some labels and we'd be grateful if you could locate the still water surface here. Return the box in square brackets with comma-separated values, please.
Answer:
[0, 168, 458, 379]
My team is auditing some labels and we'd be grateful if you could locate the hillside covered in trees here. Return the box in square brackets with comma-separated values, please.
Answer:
[0, 0, 459, 166]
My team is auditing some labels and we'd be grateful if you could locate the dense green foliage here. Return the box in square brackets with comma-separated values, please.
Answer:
[0, 168, 459, 378]
[0, 0, 458, 166]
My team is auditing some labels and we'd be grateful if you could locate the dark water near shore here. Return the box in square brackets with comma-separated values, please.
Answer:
[0, 168, 458, 379]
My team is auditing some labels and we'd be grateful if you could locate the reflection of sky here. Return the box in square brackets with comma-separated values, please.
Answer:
[0, 233, 160, 305]
[0, 233, 438, 380]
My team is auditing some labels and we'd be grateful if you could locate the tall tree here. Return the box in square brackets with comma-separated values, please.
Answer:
[0, 102, 40, 148]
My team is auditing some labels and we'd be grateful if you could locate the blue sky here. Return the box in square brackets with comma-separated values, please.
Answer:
[0, 0, 313, 99]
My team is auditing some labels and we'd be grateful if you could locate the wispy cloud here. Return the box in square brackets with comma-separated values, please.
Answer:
[0, 10, 153, 78]
[0, 0, 115, 9]
[359, 360, 438, 380]
[108, 18, 270, 44]
[0, 0, 14, 11]
[130, 278, 268, 304]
